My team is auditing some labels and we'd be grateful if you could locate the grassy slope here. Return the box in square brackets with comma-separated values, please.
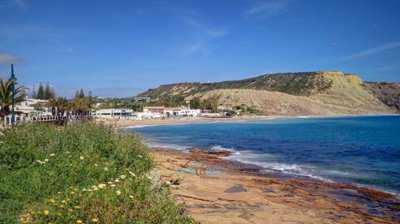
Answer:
[137, 71, 336, 98]
[0, 123, 194, 224]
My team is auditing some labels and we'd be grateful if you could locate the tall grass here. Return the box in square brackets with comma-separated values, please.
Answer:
[0, 122, 194, 223]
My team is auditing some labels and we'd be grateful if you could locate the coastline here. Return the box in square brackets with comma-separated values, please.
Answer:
[97, 113, 399, 128]
[150, 147, 400, 223]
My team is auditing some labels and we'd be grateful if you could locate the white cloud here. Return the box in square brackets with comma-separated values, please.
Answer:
[182, 18, 228, 55]
[184, 18, 228, 37]
[12, 0, 28, 9]
[185, 42, 206, 55]
[244, 0, 292, 18]
[341, 41, 400, 60]
[0, 53, 24, 68]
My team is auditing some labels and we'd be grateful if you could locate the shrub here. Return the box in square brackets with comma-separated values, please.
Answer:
[0, 122, 194, 223]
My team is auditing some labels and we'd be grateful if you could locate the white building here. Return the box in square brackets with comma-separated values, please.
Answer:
[175, 109, 201, 117]
[95, 108, 134, 119]
[143, 106, 201, 117]
[15, 97, 50, 115]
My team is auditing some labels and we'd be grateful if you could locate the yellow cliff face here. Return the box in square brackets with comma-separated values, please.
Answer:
[197, 72, 395, 116]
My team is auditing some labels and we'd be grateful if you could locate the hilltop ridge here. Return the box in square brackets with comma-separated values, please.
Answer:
[138, 71, 399, 116]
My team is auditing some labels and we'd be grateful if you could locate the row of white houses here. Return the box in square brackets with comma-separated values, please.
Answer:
[2, 97, 224, 126]
[94, 106, 208, 120]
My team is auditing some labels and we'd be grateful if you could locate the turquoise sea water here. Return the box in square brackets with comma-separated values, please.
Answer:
[130, 116, 400, 194]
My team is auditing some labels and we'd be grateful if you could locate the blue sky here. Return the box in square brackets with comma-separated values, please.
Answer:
[0, 0, 399, 98]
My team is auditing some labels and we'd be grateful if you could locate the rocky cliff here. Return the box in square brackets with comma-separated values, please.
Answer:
[138, 71, 397, 116]
[364, 82, 400, 113]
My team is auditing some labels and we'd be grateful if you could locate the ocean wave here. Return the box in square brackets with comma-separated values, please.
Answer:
[144, 142, 189, 152]
[210, 145, 240, 155]
[126, 124, 158, 129]
[227, 157, 333, 182]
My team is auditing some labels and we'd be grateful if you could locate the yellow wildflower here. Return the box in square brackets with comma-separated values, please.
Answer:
[43, 210, 49, 215]
[61, 200, 67, 204]
[68, 208, 73, 213]
[76, 220, 83, 224]
[74, 205, 81, 209]
[49, 198, 56, 203]
[92, 218, 99, 223]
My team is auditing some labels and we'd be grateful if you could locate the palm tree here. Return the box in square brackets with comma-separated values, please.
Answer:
[57, 97, 69, 116]
[0, 79, 27, 118]
[47, 98, 58, 116]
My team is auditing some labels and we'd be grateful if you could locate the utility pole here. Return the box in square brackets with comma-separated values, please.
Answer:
[9, 64, 17, 126]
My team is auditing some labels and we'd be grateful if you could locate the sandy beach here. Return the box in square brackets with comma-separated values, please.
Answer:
[150, 147, 400, 224]
[95, 116, 265, 127]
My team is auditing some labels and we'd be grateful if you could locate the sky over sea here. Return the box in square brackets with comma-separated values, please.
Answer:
[0, 0, 399, 98]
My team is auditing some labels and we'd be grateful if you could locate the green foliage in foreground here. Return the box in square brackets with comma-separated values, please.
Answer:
[0, 123, 194, 223]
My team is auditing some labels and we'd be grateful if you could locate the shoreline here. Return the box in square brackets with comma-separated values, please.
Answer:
[97, 113, 399, 128]
[118, 114, 400, 196]
[150, 147, 400, 223]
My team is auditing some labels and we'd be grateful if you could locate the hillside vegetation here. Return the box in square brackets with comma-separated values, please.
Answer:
[139, 71, 339, 98]
[0, 123, 194, 223]
[139, 71, 397, 115]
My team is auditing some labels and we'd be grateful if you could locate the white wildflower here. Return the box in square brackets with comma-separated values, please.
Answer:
[110, 184, 116, 187]
[79, 156, 84, 160]
[36, 160, 45, 165]
[44, 159, 49, 162]
[129, 171, 136, 177]
[50, 153, 55, 157]
[104, 167, 108, 171]
[120, 175, 126, 179]
[129, 195, 134, 199]
[98, 184, 106, 189]
[107, 181, 112, 184]
[115, 179, 120, 183]
[146, 175, 152, 180]
[94, 163, 98, 167]
[116, 190, 121, 195]
[138, 155, 143, 158]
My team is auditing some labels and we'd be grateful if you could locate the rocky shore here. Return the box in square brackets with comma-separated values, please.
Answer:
[150, 147, 400, 224]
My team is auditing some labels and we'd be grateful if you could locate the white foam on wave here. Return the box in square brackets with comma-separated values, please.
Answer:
[126, 124, 158, 129]
[210, 145, 240, 155]
[144, 141, 190, 152]
[226, 154, 333, 182]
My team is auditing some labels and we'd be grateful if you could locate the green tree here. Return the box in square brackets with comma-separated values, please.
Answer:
[0, 79, 27, 118]
[190, 97, 201, 109]
[37, 83, 44, 99]
[202, 95, 219, 112]
[79, 89, 85, 98]
[44, 83, 55, 99]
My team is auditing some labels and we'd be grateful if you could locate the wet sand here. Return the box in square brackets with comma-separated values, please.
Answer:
[150, 147, 400, 224]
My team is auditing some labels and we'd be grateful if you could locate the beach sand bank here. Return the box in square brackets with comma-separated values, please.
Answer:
[150, 147, 400, 224]
[95, 116, 264, 128]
